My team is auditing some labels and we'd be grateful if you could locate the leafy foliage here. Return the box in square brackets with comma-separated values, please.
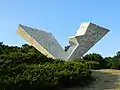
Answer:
[64, 45, 70, 52]
[0, 42, 92, 90]
[1, 41, 120, 90]
[111, 54, 120, 69]
[82, 52, 120, 70]
[83, 53, 103, 62]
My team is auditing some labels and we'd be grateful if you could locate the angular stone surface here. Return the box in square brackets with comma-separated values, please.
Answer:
[17, 22, 109, 60]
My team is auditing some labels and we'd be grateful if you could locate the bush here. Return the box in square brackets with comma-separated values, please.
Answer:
[102, 57, 113, 69]
[0, 62, 92, 90]
[111, 58, 120, 69]
[83, 53, 103, 63]
[0, 42, 94, 90]
[85, 61, 100, 69]
[74, 59, 100, 69]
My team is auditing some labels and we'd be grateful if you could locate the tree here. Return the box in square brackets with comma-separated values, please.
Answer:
[111, 58, 120, 69]
[111, 54, 120, 69]
[102, 57, 113, 69]
[83, 53, 103, 62]
[83, 53, 104, 69]
[116, 51, 120, 56]
[64, 45, 70, 52]
[0, 42, 3, 46]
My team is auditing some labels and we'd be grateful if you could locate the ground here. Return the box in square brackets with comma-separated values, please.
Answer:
[63, 69, 120, 90]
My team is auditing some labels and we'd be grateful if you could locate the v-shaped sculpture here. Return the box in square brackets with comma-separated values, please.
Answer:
[17, 22, 109, 60]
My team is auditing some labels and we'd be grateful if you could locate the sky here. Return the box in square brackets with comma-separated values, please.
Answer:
[0, 0, 120, 57]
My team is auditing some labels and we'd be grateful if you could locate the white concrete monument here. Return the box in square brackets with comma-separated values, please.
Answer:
[17, 22, 109, 60]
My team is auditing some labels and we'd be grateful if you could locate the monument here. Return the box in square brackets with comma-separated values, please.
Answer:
[17, 22, 109, 60]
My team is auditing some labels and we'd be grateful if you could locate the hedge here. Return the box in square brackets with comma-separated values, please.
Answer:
[0, 43, 93, 90]
[0, 61, 92, 90]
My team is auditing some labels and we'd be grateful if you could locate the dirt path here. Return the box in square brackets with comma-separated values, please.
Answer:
[64, 69, 120, 90]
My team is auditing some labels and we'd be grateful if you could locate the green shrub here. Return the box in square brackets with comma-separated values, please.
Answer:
[0, 42, 93, 90]
[0, 62, 92, 90]
[111, 58, 120, 69]
[85, 61, 100, 69]
[102, 57, 113, 69]
[74, 59, 100, 69]
[83, 53, 103, 63]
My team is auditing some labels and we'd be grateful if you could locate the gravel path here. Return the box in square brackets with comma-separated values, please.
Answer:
[62, 69, 120, 90]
